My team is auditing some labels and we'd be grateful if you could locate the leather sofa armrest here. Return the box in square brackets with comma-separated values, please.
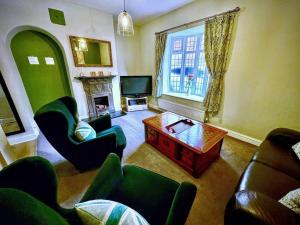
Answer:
[225, 190, 300, 225]
[266, 128, 300, 148]
[80, 153, 123, 202]
[88, 114, 112, 132]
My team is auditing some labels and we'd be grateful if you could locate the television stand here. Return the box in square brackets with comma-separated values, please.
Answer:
[125, 96, 148, 112]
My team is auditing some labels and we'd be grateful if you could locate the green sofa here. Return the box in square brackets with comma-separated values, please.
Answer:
[0, 154, 197, 225]
[34, 96, 126, 170]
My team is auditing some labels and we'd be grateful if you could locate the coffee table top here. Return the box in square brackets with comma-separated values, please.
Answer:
[143, 112, 227, 154]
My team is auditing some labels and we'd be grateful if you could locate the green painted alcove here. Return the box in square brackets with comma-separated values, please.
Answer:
[11, 30, 71, 113]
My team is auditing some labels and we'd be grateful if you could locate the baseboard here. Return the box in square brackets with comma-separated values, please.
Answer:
[208, 123, 262, 146]
[149, 101, 262, 146]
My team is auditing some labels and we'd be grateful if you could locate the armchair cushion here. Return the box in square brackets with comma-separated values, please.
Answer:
[279, 188, 300, 215]
[75, 121, 96, 141]
[75, 199, 149, 225]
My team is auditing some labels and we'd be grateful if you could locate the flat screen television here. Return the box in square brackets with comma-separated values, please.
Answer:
[120, 75, 152, 97]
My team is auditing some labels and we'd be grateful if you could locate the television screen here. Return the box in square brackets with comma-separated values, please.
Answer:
[120, 76, 152, 97]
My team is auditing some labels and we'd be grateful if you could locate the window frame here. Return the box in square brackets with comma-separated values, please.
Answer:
[164, 26, 210, 102]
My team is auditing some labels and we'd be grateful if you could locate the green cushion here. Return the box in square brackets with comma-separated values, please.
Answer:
[75, 121, 96, 141]
[75, 199, 149, 225]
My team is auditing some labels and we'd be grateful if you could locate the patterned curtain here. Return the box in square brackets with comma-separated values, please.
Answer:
[203, 13, 236, 118]
[154, 33, 167, 97]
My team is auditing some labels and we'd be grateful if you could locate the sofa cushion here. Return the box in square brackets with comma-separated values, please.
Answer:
[279, 188, 300, 215]
[75, 199, 149, 225]
[238, 161, 300, 199]
[253, 140, 300, 180]
[292, 142, 300, 160]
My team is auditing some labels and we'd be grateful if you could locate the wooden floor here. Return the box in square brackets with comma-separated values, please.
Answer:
[37, 110, 256, 225]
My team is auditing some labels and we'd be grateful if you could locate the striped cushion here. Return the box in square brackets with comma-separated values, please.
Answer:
[75, 200, 149, 225]
[74, 121, 96, 141]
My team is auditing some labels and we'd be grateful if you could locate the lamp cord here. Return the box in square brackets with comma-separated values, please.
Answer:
[124, 0, 126, 11]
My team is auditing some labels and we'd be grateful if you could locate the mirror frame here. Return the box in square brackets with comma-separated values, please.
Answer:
[69, 36, 113, 67]
[0, 71, 25, 136]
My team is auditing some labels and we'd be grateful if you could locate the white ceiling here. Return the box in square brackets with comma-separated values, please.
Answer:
[65, 0, 195, 25]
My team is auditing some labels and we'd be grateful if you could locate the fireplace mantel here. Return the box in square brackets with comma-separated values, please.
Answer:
[74, 75, 116, 80]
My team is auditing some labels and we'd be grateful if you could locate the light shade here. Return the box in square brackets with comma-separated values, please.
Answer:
[117, 10, 134, 36]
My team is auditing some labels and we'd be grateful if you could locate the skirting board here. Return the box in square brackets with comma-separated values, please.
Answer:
[207, 124, 262, 146]
[150, 100, 262, 146]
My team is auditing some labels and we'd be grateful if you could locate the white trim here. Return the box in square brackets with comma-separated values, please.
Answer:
[207, 123, 262, 146]
[163, 92, 203, 102]
[7, 132, 38, 145]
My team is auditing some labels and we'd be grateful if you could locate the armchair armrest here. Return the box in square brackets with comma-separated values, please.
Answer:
[225, 190, 300, 225]
[266, 128, 300, 148]
[74, 133, 118, 170]
[0, 156, 59, 210]
[88, 114, 112, 132]
[80, 153, 123, 202]
[0, 188, 70, 225]
[165, 182, 197, 225]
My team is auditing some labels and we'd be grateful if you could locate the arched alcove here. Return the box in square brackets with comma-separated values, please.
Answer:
[10, 29, 72, 112]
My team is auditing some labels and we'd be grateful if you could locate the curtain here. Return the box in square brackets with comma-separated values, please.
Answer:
[203, 13, 236, 117]
[154, 33, 167, 97]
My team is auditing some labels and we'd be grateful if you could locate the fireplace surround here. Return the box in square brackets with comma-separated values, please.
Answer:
[75, 76, 115, 117]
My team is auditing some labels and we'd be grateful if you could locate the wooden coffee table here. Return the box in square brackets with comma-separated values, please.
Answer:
[143, 112, 227, 177]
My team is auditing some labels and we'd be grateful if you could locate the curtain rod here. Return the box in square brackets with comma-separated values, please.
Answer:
[155, 7, 240, 35]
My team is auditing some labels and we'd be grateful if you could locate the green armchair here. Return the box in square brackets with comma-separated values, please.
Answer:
[34, 96, 126, 170]
[0, 154, 197, 225]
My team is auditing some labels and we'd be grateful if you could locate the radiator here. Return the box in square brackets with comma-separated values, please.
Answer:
[157, 98, 206, 122]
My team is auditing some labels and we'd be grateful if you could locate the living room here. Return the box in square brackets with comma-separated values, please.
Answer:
[0, 0, 300, 225]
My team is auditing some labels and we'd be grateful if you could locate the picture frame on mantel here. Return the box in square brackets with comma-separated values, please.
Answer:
[0, 71, 25, 136]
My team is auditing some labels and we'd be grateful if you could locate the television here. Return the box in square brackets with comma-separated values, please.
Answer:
[120, 76, 152, 97]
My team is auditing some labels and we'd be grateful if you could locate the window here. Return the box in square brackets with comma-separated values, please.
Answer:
[163, 25, 210, 101]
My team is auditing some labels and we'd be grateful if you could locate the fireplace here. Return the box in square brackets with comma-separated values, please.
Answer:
[93, 95, 109, 116]
[75, 76, 115, 117]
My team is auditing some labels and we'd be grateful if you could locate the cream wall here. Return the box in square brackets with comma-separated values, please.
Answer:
[138, 0, 300, 140]
[115, 23, 142, 75]
[0, 0, 121, 143]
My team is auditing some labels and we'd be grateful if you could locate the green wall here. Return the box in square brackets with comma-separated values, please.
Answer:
[11, 30, 71, 112]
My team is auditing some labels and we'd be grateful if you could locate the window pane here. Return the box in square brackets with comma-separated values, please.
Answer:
[173, 39, 182, 51]
[186, 36, 197, 51]
[185, 53, 195, 67]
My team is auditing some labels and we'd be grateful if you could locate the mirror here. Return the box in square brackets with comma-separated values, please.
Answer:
[69, 36, 113, 67]
[0, 71, 25, 135]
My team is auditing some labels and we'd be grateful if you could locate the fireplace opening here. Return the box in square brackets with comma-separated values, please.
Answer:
[94, 96, 109, 116]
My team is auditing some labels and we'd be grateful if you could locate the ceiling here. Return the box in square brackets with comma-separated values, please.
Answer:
[65, 0, 195, 25]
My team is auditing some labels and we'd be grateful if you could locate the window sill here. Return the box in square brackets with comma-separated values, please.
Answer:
[163, 92, 204, 102]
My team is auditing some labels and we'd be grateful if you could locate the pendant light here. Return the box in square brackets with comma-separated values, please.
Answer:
[117, 0, 134, 36]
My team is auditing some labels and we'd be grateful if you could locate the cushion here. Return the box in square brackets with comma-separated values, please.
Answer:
[74, 121, 96, 141]
[292, 142, 300, 160]
[279, 188, 300, 214]
[75, 199, 149, 225]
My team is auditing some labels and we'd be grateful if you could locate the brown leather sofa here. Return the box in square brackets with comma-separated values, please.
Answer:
[225, 128, 300, 225]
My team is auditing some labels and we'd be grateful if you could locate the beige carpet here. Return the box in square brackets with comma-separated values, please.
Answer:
[37, 110, 256, 225]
